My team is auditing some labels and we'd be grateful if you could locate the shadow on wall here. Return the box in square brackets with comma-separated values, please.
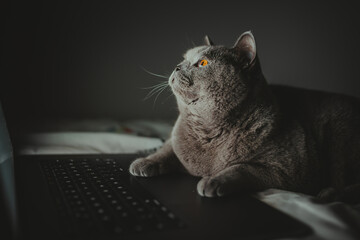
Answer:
[2, 0, 360, 121]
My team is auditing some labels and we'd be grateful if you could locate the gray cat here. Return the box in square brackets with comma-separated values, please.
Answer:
[129, 31, 360, 202]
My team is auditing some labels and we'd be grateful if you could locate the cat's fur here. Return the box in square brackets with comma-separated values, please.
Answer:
[130, 31, 360, 202]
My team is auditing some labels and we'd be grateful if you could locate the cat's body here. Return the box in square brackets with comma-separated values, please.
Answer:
[130, 32, 360, 202]
[272, 85, 360, 191]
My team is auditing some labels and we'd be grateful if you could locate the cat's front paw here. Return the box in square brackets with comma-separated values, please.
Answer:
[197, 176, 226, 198]
[129, 158, 163, 177]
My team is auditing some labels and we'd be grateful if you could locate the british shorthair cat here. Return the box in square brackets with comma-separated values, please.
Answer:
[129, 31, 360, 203]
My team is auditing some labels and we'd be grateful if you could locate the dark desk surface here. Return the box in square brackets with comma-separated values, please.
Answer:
[15, 154, 312, 240]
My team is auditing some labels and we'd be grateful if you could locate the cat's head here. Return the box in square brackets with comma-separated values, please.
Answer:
[169, 31, 265, 118]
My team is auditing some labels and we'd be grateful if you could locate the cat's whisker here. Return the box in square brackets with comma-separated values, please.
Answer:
[141, 67, 169, 79]
[142, 82, 168, 90]
[143, 83, 169, 101]
[144, 89, 161, 101]
[161, 91, 174, 104]
[144, 83, 168, 97]
[145, 87, 165, 102]
[144, 90, 162, 101]
[152, 84, 169, 106]
[140, 66, 172, 104]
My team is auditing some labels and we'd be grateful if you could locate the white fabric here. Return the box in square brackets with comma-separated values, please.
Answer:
[256, 189, 360, 240]
[122, 119, 173, 140]
[19, 132, 163, 155]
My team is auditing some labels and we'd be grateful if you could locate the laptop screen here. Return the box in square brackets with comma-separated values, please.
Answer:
[0, 103, 18, 239]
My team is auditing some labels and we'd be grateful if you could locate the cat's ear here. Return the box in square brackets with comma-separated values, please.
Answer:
[204, 35, 214, 46]
[233, 31, 256, 67]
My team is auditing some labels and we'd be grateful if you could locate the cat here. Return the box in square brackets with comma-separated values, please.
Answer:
[129, 31, 360, 203]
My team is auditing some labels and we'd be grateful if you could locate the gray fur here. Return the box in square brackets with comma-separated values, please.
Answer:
[129, 31, 360, 202]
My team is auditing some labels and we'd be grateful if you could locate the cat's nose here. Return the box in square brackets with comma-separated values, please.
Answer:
[175, 65, 181, 71]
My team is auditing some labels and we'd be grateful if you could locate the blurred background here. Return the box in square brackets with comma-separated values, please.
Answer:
[2, 0, 360, 124]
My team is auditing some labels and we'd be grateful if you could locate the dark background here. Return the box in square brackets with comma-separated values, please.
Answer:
[2, 0, 360, 123]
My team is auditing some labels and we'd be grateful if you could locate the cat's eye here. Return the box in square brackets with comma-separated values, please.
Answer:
[198, 59, 208, 67]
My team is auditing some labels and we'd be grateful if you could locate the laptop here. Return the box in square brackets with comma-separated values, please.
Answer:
[0, 103, 311, 240]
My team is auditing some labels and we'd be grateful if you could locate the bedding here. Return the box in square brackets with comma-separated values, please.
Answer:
[18, 119, 171, 155]
[18, 119, 360, 240]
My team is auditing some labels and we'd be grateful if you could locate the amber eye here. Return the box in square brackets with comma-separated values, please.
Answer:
[198, 59, 208, 67]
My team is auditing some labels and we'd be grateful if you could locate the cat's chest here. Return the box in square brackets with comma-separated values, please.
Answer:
[172, 122, 225, 177]
[172, 136, 215, 176]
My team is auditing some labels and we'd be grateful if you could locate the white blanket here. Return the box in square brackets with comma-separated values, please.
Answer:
[19, 132, 163, 155]
[256, 189, 360, 240]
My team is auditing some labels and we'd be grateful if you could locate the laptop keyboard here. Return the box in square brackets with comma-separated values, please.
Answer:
[40, 157, 184, 237]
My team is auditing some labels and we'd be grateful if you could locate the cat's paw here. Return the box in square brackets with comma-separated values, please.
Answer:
[129, 158, 163, 177]
[197, 176, 226, 198]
